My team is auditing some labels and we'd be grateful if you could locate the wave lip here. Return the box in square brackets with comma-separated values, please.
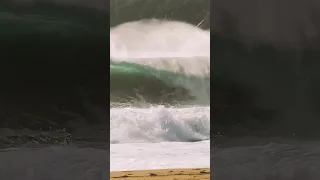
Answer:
[110, 19, 210, 60]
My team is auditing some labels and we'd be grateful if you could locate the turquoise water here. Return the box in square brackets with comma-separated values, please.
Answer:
[110, 60, 210, 106]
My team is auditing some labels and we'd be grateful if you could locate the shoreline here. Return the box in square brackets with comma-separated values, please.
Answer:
[110, 168, 210, 180]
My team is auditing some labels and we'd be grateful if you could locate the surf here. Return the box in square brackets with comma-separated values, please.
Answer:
[110, 106, 210, 144]
[110, 19, 210, 107]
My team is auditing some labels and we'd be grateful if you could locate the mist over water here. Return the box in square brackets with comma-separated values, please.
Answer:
[110, 19, 210, 59]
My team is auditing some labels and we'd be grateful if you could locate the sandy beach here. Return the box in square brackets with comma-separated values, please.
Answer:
[110, 168, 210, 180]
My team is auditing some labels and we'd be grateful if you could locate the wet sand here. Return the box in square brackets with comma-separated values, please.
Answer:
[110, 168, 210, 180]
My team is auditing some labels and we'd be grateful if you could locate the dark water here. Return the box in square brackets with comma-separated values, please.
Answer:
[212, 141, 320, 180]
[0, 1, 110, 179]
[212, 0, 320, 138]
[211, 0, 320, 47]
[0, 1, 108, 132]
[212, 1, 320, 179]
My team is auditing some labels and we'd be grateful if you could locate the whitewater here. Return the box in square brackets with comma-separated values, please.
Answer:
[110, 19, 210, 171]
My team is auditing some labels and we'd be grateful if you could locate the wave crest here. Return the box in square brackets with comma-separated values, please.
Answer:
[110, 19, 210, 106]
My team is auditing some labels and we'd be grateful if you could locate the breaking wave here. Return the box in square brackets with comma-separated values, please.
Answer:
[110, 19, 210, 106]
[110, 106, 210, 144]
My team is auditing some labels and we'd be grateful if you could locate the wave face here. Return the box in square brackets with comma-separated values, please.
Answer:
[110, 107, 210, 144]
[110, 19, 210, 107]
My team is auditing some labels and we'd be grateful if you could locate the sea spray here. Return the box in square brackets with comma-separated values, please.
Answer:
[110, 19, 210, 106]
[110, 106, 210, 143]
[110, 19, 210, 59]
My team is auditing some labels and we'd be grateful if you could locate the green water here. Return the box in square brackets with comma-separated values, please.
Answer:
[110, 61, 210, 106]
[111, 61, 209, 89]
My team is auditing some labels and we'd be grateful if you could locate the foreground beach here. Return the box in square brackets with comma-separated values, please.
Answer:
[110, 168, 210, 180]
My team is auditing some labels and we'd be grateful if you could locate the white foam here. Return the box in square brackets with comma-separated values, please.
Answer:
[110, 106, 210, 144]
[111, 140, 210, 171]
[110, 19, 210, 60]
[110, 19, 211, 103]
[110, 19, 210, 77]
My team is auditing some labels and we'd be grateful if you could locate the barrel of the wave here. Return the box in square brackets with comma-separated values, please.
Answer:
[110, 19, 210, 105]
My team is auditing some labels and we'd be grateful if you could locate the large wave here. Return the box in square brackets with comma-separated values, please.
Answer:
[110, 19, 210, 106]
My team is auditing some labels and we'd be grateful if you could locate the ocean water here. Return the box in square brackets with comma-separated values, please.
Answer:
[0, 1, 211, 179]
[2, 1, 320, 179]
[111, 140, 210, 171]
[0, 1, 110, 180]
[110, 19, 210, 171]
[110, 107, 210, 171]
